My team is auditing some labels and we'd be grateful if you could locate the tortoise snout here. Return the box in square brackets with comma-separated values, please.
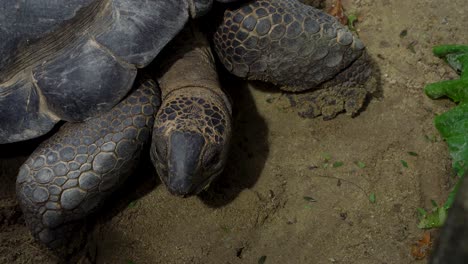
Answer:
[165, 131, 206, 196]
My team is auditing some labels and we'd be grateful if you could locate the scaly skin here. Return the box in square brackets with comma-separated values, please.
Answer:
[214, 0, 366, 90]
[151, 27, 232, 196]
[214, 0, 374, 119]
[16, 80, 161, 250]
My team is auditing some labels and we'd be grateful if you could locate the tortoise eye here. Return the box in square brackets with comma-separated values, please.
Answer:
[152, 135, 167, 161]
[203, 145, 221, 168]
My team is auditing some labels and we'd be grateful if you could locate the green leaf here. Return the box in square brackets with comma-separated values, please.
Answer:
[332, 161, 344, 168]
[369, 193, 376, 203]
[128, 201, 138, 208]
[347, 14, 358, 31]
[417, 207, 427, 218]
[426, 79, 468, 102]
[408, 151, 419, 156]
[355, 161, 366, 168]
[322, 153, 332, 161]
[434, 104, 468, 177]
[418, 177, 464, 228]
[432, 45, 468, 58]
[422, 44, 468, 229]
[401, 160, 409, 168]
[303, 196, 317, 202]
[417, 205, 448, 229]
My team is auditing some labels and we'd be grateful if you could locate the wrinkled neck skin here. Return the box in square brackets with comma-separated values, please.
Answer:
[158, 27, 231, 111]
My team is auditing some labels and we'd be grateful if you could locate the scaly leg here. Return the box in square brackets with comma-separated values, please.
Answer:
[16, 80, 161, 251]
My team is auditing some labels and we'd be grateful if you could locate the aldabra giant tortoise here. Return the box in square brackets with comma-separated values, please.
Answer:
[0, 0, 373, 252]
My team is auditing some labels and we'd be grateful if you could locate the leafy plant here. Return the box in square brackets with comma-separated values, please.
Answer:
[421, 45, 468, 228]
[417, 200, 448, 229]
[332, 161, 344, 168]
[355, 161, 366, 168]
[347, 14, 358, 32]
[401, 160, 409, 168]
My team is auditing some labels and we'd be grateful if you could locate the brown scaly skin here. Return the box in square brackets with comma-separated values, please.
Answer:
[151, 27, 232, 196]
[16, 80, 161, 250]
[214, 0, 375, 119]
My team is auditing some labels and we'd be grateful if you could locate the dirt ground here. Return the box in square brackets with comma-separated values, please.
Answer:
[1, 0, 468, 263]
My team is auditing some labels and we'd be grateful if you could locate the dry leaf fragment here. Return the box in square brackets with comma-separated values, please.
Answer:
[327, 0, 348, 25]
[411, 232, 432, 260]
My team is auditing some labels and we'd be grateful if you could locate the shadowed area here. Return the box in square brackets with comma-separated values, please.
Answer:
[200, 69, 269, 207]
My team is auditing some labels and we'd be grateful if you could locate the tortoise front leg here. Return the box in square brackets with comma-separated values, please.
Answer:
[151, 28, 232, 196]
[16, 80, 161, 251]
[214, 0, 375, 119]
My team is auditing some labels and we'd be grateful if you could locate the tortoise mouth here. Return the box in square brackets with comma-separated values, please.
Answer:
[151, 128, 228, 197]
[192, 167, 224, 195]
[156, 165, 223, 197]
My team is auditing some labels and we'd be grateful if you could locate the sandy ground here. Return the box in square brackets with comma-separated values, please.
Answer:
[1, 0, 468, 263]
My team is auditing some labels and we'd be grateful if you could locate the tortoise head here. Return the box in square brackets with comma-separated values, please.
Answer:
[150, 90, 232, 197]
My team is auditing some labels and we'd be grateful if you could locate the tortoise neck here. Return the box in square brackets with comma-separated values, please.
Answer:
[157, 27, 225, 101]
